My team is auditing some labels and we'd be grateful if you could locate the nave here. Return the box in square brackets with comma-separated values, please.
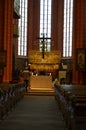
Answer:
[0, 96, 66, 130]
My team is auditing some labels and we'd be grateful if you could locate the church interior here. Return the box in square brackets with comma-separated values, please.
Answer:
[0, 0, 86, 130]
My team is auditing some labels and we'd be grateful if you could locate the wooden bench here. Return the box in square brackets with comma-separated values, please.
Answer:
[0, 82, 25, 120]
[54, 84, 86, 130]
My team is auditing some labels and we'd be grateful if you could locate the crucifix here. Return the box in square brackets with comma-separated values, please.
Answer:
[37, 33, 52, 59]
[37, 1, 52, 58]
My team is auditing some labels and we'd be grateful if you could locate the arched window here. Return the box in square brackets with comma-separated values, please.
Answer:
[18, 0, 28, 56]
[39, 0, 52, 52]
[63, 0, 73, 57]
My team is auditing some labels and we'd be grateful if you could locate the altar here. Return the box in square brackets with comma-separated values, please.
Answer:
[28, 51, 60, 91]
[30, 75, 53, 90]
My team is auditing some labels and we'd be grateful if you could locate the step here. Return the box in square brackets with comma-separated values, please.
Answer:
[24, 89, 55, 96]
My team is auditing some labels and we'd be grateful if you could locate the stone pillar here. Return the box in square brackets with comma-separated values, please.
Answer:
[72, 0, 86, 84]
[3, 0, 13, 82]
[28, 0, 40, 51]
[52, 0, 63, 52]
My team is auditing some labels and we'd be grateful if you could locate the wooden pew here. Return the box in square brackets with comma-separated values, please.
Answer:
[54, 84, 86, 130]
[0, 82, 25, 120]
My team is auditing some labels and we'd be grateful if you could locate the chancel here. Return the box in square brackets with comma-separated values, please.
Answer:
[28, 50, 60, 90]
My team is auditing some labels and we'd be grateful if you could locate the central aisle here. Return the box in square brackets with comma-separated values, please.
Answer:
[0, 96, 66, 130]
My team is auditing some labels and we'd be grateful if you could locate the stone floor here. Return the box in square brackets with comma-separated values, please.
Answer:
[0, 96, 66, 130]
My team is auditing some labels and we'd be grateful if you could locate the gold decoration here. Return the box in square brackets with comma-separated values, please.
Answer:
[28, 51, 61, 70]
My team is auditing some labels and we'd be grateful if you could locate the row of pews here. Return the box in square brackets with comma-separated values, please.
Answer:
[54, 84, 86, 130]
[0, 82, 25, 120]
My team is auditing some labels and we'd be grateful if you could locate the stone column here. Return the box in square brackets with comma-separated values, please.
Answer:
[3, 0, 13, 82]
[72, 0, 86, 84]
[28, 0, 40, 51]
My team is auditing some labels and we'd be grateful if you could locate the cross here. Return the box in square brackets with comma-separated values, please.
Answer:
[37, 33, 52, 58]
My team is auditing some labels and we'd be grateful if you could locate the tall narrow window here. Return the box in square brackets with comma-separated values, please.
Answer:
[63, 0, 73, 57]
[39, 0, 52, 52]
[18, 0, 28, 56]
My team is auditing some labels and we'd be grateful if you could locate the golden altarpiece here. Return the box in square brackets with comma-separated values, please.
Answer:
[28, 51, 61, 90]
[28, 51, 61, 71]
